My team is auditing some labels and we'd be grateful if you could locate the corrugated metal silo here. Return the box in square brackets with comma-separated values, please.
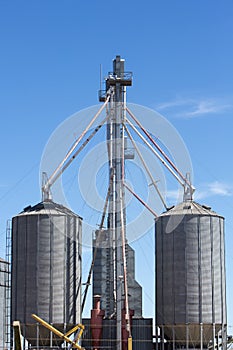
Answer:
[156, 201, 227, 348]
[11, 200, 82, 346]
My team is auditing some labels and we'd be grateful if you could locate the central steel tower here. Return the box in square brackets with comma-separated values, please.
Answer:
[100, 56, 133, 350]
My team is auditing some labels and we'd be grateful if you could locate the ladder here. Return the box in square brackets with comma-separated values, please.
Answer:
[4, 220, 12, 350]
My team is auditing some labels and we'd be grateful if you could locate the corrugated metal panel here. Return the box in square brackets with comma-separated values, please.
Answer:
[156, 201, 227, 346]
[82, 318, 153, 350]
[11, 200, 82, 346]
[131, 318, 153, 350]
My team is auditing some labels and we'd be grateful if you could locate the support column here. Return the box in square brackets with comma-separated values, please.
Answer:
[186, 323, 189, 350]
[212, 323, 216, 350]
[155, 326, 159, 350]
[200, 323, 203, 350]
[36, 322, 39, 349]
[172, 325, 175, 350]
[161, 325, 164, 350]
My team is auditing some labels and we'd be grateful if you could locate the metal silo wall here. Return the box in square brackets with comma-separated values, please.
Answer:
[156, 208, 226, 347]
[11, 206, 82, 346]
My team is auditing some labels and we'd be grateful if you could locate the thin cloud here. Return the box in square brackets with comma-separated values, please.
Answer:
[186, 100, 231, 117]
[155, 97, 232, 118]
[165, 181, 232, 203]
[208, 181, 232, 196]
[156, 98, 194, 110]
[195, 181, 232, 200]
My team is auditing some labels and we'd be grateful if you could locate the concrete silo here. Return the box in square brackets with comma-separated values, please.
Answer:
[156, 201, 227, 349]
[11, 200, 82, 346]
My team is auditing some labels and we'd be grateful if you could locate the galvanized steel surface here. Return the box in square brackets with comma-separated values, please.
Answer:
[156, 201, 227, 346]
[82, 318, 153, 350]
[11, 200, 82, 346]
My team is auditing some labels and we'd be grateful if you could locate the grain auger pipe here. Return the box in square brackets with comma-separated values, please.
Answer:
[126, 106, 195, 201]
[31, 314, 85, 350]
[42, 95, 110, 201]
[123, 122, 168, 211]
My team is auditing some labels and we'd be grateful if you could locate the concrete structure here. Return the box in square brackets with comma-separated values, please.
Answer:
[0, 258, 10, 350]
[11, 200, 82, 346]
[156, 201, 227, 349]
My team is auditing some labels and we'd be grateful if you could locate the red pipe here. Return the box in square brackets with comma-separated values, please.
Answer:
[121, 306, 134, 350]
[90, 295, 105, 350]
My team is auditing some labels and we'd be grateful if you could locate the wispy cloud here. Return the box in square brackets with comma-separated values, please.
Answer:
[155, 97, 232, 118]
[186, 100, 231, 117]
[194, 181, 232, 200]
[165, 181, 232, 202]
[156, 98, 194, 110]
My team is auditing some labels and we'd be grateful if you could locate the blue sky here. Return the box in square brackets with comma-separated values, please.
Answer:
[1, 0, 233, 333]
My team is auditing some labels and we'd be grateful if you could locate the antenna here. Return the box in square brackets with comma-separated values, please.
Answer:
[99, 63, 102, 91]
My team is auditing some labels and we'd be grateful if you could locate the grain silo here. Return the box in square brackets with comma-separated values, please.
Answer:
[156, 200, 227, 349]
[11, 200, 82, 346]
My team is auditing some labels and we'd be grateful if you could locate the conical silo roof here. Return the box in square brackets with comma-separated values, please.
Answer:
[15, 199, 82, 218]
[159, 200, 223, 218]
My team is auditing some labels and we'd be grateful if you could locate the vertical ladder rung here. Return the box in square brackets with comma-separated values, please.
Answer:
[4, 219, 12, 349]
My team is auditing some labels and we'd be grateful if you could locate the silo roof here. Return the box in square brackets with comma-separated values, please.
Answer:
[159, 201, 224, 218]
[15, 200, 82, 219]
